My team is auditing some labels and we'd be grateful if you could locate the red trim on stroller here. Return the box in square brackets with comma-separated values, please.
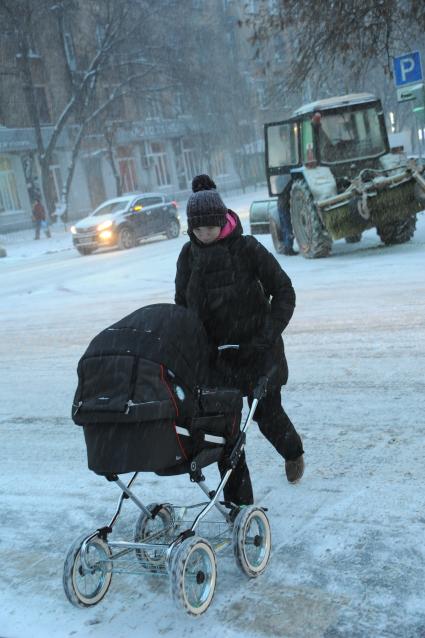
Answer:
[231, 414, 237, 437]
[160, 364, 179, 417]
[160, 365, 188, 460]
[172, 420, 188, 460]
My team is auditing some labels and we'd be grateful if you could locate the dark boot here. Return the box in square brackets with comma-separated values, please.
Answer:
[285, 455, 305, 483]
[248, 389, 304, 483]
[283, 247, 299, 256]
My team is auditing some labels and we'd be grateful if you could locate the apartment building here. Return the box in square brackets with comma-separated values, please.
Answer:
[0, 1, 248, 232]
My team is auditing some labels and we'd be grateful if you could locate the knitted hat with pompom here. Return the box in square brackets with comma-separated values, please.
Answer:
[186, 174, 227, 231]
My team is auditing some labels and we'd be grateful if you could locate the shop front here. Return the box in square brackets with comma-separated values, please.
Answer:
[0, 153, 32, 232]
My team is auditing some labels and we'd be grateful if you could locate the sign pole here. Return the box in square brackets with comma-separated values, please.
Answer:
[422, 84, 425, 160]
[412, 85, 425, 160]
[393, 51, 423, 157]
[414, 111, 422, 158]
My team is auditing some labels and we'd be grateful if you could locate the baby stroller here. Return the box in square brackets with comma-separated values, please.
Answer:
[63, 303, 272, 616]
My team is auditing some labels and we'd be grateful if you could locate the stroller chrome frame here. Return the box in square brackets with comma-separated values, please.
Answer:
[63, 374, 273, 616]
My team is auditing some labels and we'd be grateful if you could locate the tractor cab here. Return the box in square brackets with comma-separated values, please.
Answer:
[265, 93, 390, 197]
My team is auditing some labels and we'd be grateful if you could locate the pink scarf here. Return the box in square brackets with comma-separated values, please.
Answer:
[218, 212, 237, 240]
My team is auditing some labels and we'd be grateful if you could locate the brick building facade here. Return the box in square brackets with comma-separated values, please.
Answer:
[0, 1, 261, 232]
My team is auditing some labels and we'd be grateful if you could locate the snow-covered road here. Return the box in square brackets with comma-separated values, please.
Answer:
[1, 190, 425, 638]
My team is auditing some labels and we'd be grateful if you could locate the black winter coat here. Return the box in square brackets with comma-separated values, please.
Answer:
[174, 212, 296, 394]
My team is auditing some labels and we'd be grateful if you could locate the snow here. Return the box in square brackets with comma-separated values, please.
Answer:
[292, 93, 376, 116]
[1, 188, 425, 638]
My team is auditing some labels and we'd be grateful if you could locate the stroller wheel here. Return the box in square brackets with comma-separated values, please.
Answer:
[134, 503, 175, 571]
[232, 506, 271, 577]
[63, 533, 112, 607]
[170, 536, 217, 616]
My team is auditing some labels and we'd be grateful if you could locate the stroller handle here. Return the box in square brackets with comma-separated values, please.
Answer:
[252, 364, 278, 400]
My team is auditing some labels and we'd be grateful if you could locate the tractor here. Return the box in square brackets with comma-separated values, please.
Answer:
[251, 93, 425, 258]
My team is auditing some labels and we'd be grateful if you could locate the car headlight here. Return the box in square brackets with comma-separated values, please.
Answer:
[70, 225, 77, 234]
[97, 220, 113, 231]
[99, 230, 113, 241]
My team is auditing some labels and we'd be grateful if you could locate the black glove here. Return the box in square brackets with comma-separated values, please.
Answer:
[238, 339, 269, 365]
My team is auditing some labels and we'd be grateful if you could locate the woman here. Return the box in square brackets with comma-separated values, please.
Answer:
[175, 174, 304, 505]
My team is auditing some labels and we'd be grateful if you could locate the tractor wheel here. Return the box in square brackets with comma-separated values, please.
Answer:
[376, 214, 416, 245]
[290, 180, 332, 258]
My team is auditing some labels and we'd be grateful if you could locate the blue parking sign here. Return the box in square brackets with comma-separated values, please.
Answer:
[393, 51, 423, 87]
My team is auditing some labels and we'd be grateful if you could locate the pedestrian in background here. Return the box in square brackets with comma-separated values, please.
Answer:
[277, 187, 298, 256]
[175, 174, 304, 506]
[32, 198, 51, 240]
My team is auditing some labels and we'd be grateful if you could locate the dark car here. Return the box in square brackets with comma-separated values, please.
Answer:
[70, 192, 180, 255]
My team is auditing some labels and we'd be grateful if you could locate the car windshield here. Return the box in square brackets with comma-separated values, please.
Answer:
[319, 107, 386, 163]
[92, 199, 131, 216]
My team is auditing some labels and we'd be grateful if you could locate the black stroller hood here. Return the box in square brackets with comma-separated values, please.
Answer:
[74, 303, 243, 476]
[83, 303, 210, 391]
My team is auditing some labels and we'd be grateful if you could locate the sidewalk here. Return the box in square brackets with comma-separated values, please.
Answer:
[0, 223, 73, 260]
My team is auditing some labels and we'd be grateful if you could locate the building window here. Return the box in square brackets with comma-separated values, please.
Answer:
[83, 156, 106, 209]
[172, 138, 202, 190]
[0, 157, 21, 213]
[182, 139, 202, 181]
[145, 96, 163, 120]
[103, 86, 125, 119]
[63, 31, 77, 71]
[117, 146, 138, 193]
[34, 86, 51, 124]
[146, 142, 171, 187]
[255, 81, 268, 110]
[175, 92, 185, 117]
[273, 33, 285, 62]
[211, 150, 227, 177]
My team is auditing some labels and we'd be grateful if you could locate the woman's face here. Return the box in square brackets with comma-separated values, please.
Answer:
[192, 226, 221, 244]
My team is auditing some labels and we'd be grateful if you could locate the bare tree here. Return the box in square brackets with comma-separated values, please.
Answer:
[103, 122, 122, 197]
[0, 0, 171, 217]
[242, 0, 425, 92]
[158, 2, 261, 189]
